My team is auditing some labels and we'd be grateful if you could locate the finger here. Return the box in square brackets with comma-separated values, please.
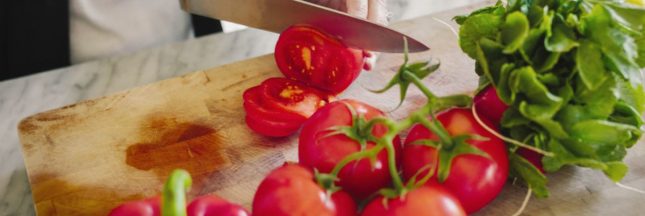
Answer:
[305, 0, 343, 12]
[367, 0, 388, 25]
[345, 0, 368, 19]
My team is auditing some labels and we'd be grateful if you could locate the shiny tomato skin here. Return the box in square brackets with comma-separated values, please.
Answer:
[360, 184, 466, 216]
[299, 99, 402, 199]
[275, 25, 367, 94]
[244, 114, 302, 137]
[187, 195, 250, 216]
[252, 163, 357, 216]
[108, 197, 161, 216]
[402, 108, 508, 213]
[473, 86, 508, 125]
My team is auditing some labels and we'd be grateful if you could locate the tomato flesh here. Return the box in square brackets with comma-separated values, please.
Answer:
[299, 99, 401, 199]
[402, 108, 509, 213]
[275, 25, 367, 94]
[242, 78, 332, 137]
[260, 78, 331, 118]
[252, 163, 357, 216]
[360, 184, 466, 216]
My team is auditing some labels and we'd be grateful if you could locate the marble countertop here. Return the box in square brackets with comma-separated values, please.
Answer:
[0, 1, 480, 214]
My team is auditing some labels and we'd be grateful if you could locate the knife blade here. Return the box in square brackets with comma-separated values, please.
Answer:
[180, 0, 429, 53]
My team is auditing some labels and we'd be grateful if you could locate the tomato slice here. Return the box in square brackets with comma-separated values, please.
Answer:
[242, 78, 333, 137]
[243, 86, 307, 123]
[245, 114, 303, 137]
[275, 25, 367, 94]
[259, 78, 332, 118]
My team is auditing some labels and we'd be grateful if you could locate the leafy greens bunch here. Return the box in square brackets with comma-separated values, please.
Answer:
[456, 0, 645, 197]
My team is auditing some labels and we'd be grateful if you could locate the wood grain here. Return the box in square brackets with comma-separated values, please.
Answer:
[18, 1, 645, 215]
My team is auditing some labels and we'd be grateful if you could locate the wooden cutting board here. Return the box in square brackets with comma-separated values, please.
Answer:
[17, 1, 645, 215]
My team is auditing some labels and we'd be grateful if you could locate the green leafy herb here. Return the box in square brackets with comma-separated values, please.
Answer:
[456, 0, 645, 197]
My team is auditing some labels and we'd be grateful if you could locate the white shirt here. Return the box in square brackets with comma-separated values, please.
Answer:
[69, 0, 193, 64]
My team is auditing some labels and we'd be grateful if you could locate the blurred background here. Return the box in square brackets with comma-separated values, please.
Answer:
[0, 0, 479, 81]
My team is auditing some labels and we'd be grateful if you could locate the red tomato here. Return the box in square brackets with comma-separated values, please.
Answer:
[275, 25, 367, 94]
[252, 163, 357, 216]
[108, 197, 160, 216]
[402, 108, 508, 213]
[187, 195, 249, 216]
[299, 99, 402, 199]
[473, 86, 508, 125]
[243, 78, 332, 137]
[360, 184, 466, 216]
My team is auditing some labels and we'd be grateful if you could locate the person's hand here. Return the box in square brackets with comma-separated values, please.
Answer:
[307, 0, 389, 25]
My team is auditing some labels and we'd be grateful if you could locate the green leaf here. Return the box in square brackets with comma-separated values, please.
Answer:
[502, 12, 531, 53]
[601, 2, 645, 34]
[575, 72, 618, 118]
[454, 1, 505, 24]
[636, 36, 645, 67]
[542, 139, 608, 172]
[570, 120, 639, 148]
[509, 66, 569, 138]
[510, 153, 549, 197]
[583, 5, 641, 84]
[501, 107, 531, 127]
[520, 28, 546, 62]
[479, 38, 508, 84]
[496, 63, 517, 103]
[459, 13, 503, 59]
[532, 46, 561, 73]
[612, 101, 644, 129]
[545, 20, 580, 52]
[615, 75, 645, 113]
[603, 161, 628, 182]
[576, 40, 608, 90]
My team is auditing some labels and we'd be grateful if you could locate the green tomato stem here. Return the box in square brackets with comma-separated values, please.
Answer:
[329, 145, 384, 178]
[403, 71, 437, 102]
[416, 114, 454, 149]
[379, 134, 405, 192]
[162, 169, 191, 216]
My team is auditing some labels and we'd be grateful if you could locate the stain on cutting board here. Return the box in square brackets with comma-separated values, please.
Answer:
[126, 115, 230, 187]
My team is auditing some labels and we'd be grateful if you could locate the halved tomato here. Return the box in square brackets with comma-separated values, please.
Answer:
[275, 25, 367, 94]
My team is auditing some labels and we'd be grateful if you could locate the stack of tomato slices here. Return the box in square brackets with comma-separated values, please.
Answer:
[243, 25, 369, 137]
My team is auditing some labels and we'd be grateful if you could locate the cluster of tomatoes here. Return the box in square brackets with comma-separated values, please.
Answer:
[109, 24, 533, 216]
[239, 25, 519, 216]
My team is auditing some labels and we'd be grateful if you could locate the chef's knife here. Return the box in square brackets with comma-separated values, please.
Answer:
[180, 0, 429, 53]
